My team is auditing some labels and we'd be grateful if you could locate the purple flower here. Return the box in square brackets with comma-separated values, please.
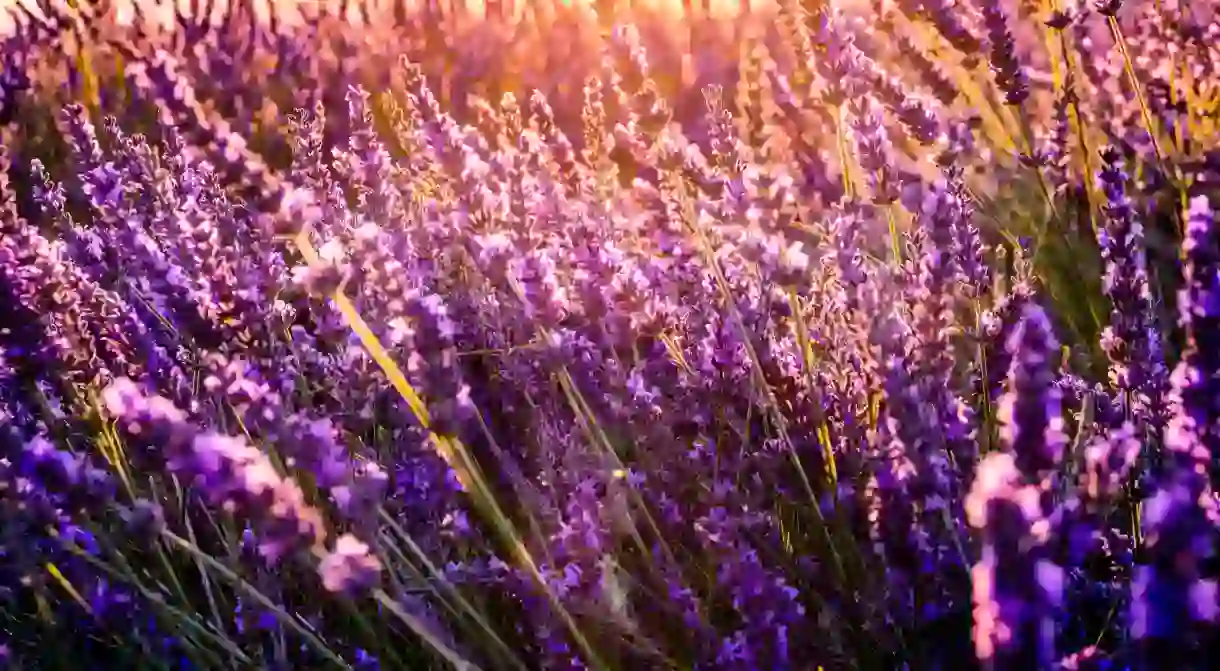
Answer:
[997, 303, 1067, 482]
[980, 0, 1030, 105]
[1096, 146, 1169, 432]
[318, 534, 382, 595]
[849, 96, 901, 205]
[1169, 197, 1220, 488]
[897, 0, 984, 63]
[102, 379, 328, 564]
[1130, 195, 1220, 667]
[968, 453, 1064, 669]
[869, 316, 960, 624]
[19, 436, 115, 510]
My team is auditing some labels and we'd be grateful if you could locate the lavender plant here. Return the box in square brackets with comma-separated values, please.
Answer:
[0, 0, 1218, 669]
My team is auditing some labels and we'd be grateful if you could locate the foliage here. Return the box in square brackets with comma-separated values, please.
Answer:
[1, 1, 1219, 669]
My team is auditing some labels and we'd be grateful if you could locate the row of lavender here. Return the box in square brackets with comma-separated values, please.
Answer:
[1, 0, 1219, 669]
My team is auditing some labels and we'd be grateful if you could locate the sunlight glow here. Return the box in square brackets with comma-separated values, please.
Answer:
[0, 0, 783, 31]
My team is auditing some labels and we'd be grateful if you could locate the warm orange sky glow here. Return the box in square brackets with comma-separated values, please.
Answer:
[0, 0, 765, 23]
[0, 0, 898, 35]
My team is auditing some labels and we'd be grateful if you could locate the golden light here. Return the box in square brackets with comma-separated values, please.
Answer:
[0, 0, 791, 29]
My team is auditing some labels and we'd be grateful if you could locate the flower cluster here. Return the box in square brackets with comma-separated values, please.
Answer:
[0, 0, 1216, 669]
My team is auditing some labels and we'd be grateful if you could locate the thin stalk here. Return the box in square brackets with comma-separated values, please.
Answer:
[377, 510, 530, 671]
[684, 212, 849, 589]
[1056, 30, 1099, 234]
[374, 589, 481, 671]
[94, 417, 197, 617]
[291, 228, 608, 671]
[787, 290, 836, 487]
[60, 537, 239, 668]
[1107, 16, 1167, 165]
[885, 203, 904, 264]
[1107, 16, 1192, 246]
[832, 104, 857, 199]
[160, 530, 353, 670]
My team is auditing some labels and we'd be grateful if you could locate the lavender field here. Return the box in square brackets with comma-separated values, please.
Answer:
[0, 0, 1218, 668]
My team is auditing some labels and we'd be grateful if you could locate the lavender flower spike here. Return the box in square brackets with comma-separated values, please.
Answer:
[980, 0, 1030, 105]
[1170, 197, 1220, 489]
[996, 303, 1067, 483]
[1096, 146, 1169, 432]
[102, 379, 328, 564]
[1130, 195, 1220, 668]
[968, 453, 1063, 670]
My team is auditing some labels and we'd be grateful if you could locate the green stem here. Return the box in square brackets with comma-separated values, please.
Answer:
[160, 531, 353, 670]
[1108, 17, 1166, 166]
